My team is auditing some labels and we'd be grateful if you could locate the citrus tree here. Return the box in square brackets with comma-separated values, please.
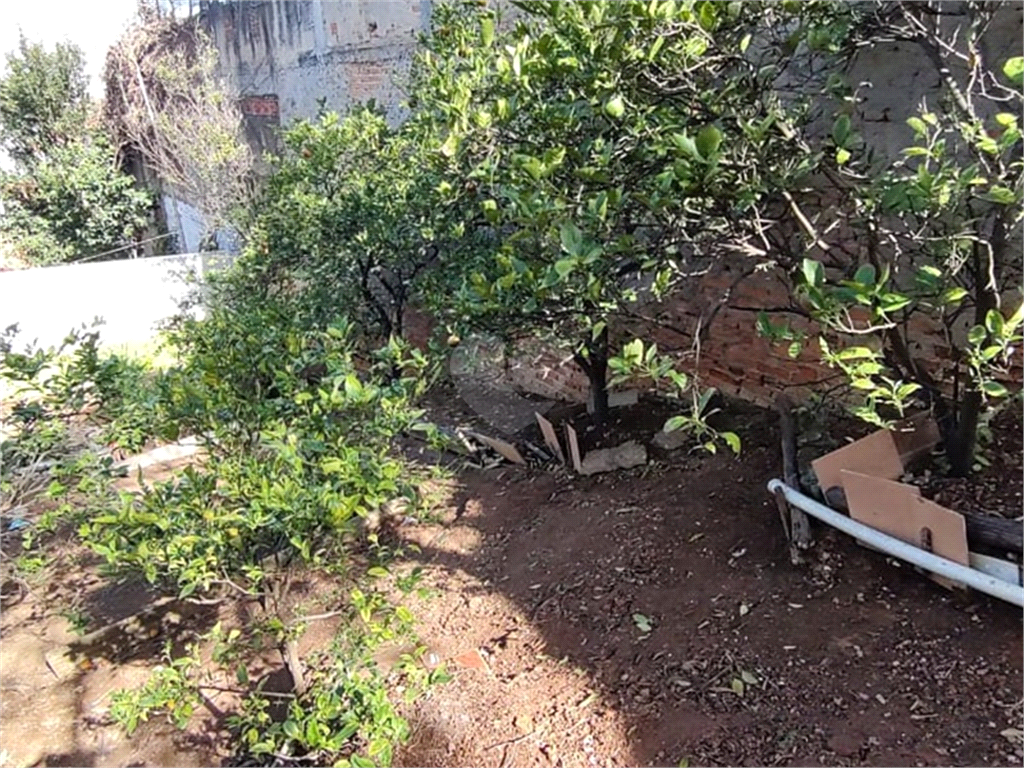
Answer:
[410, 0, 822, 425]
[779, 0, 1022, 475]
[231, 104, 478, 343]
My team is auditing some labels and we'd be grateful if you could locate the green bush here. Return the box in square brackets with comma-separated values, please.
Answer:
[0, 133, 152, 265]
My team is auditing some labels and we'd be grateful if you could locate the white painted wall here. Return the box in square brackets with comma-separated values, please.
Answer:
[0, 253, 235, 352]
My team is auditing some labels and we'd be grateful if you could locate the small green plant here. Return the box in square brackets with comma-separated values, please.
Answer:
[12, 553, 48, 577]
[608, 338, 741, 455]
[229, 589, 447, 767]
[108, 640, 202, 735]
[59, 607, 91, 636]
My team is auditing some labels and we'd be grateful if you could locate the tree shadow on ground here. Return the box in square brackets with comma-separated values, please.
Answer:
[393, 404, 1024, 767]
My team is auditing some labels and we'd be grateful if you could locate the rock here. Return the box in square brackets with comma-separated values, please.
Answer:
[579, 441, 647, 475]
[652, 429, 689, 451]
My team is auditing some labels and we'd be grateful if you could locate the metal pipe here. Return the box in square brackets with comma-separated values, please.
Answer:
[767, 479, 1024, 608]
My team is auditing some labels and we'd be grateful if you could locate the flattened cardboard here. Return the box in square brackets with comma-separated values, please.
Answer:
[812, 429, 902, 496]
[535, 412, 565, 464]
[564, 423, 582, 473]
[842, 470, 969, 590]
[468, 431, 526, 465]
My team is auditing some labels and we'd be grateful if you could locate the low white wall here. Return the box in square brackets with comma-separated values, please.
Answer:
[0, 253, 235, 352]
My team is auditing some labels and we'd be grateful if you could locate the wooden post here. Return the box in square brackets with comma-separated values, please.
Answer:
[775, 394, 812, 563]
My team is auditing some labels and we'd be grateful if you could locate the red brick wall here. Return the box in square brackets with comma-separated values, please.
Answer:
[405, 270, 1022, 407]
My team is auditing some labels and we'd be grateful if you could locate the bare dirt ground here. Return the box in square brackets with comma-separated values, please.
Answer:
[1, 395, 1021, 767]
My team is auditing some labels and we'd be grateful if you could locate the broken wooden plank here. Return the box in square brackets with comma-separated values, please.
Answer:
[466, 431, 526, 465]
[564, 423, 582, 473]
[535, 412, 565, 464]
[775, 394, 811, 562]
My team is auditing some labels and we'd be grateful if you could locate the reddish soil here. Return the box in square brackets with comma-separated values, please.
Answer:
[1, 393, 1021, 767]
[391, 404, 1023, 768]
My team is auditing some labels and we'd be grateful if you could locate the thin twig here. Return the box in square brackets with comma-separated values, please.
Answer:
[484, 730, 536, 751]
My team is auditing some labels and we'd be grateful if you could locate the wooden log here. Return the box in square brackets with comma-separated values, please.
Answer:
[825, 486, 1022, 556]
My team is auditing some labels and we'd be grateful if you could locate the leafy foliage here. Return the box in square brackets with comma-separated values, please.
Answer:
[408, 0, 821, 421]
[80, 311, 430, 600]
[0, 35, 89, 166]
[0, 133, 153, 265]
[229, 590, 449, 767]
[774, 1, 1023, 475]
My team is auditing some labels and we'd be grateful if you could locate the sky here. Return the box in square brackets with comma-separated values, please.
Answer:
[1, 0, 141, 99]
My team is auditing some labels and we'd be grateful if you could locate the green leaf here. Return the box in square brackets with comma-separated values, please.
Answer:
[1007, 302, 1024, 332]
[852, 378, 876, 390]
[1003, 56, 1024, 85]
[632, 613, 653, 633]
[985, 309, 1005, 337]
[942, 287, 968, 305]
[695, 125, 723, 158]
[983, 381, 1010, 398]
[604, 95, 625, 119]
[672, 132, 701, 160]
[481, 198, 499, 223]
[739, 33, 751, 53]
[835, 346, 876, 361]
[836, 147, 851, 165]
[995, 113, 1018, 128]
[968, 325, 987, 345]
[879, 293, 912, 313]
[802, 258, 824, 289]
[554, 258, 575, 278]
[730, 677, 745, 696]
[980, 186, 1017, 204]
[664, 415, 687, 433]
[853, 264, 876, 286]
[906, 116, 927, 137]
[832, 114, 851, 146]
[698, 2, 717, 31]
[439, 132, 458, 158]
[367, 566, 389, 578]
[721, 431, 741, 455]
[648, 36, 665, 61]
[787, 341, 802, 359]
[309, 719, 326, 748]
[481, 17, 495, 47]
[559, 222, 584, 256]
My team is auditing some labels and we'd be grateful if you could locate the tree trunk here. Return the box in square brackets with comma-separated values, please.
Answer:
[947, 213, 1005, 477]
[948, 389, 982, 477]
[575, 325, 610, 426]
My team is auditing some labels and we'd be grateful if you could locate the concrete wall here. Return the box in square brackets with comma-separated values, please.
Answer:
[200, 0, 430, 128]
[0, 253, 234, 352]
